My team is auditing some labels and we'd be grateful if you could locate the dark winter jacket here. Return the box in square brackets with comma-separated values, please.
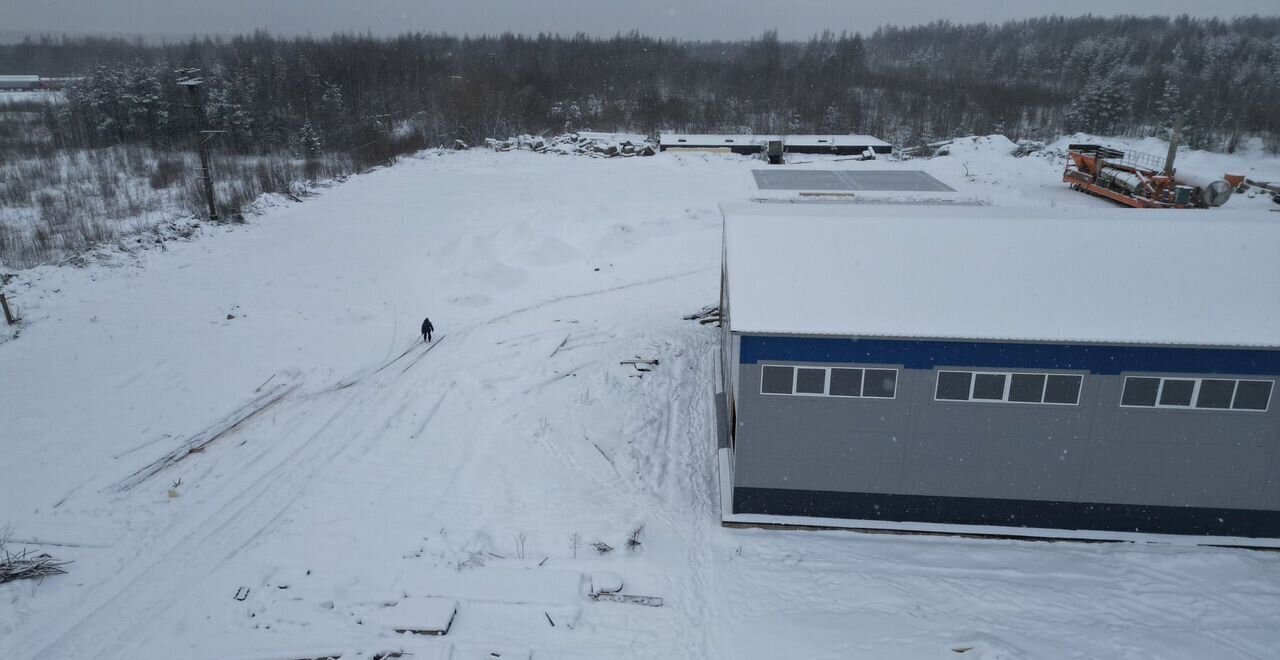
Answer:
[421, 318, 434, 334]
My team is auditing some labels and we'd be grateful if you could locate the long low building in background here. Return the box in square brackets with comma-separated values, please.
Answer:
[0, 75, 41, 90]
[715, 202, 1280, 544]
[660, 133, 892, 156]
[0, 75, 77, 90]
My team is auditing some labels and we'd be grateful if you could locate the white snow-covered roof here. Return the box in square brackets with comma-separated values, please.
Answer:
[661, 133, 889, 147]
[784, 134, 891, 147]
[722, 203, 1280, 347]
[576, 131, 650, 144]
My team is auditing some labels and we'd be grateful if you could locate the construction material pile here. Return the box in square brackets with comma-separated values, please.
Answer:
[485, 132, 656, 157]
[1, 545, 70, 585]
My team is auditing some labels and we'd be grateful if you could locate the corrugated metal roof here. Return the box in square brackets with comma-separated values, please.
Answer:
[722, 203, 1280, 348]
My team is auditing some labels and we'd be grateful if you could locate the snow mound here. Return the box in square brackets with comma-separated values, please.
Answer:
[940, 135, 1019, 158]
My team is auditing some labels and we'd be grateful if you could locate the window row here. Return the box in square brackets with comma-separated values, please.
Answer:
[761, 365, 898, 399]
[1121, 376, 1272, 411]
[759, 365, 1275, 413]
[935, 370, 1083, 406]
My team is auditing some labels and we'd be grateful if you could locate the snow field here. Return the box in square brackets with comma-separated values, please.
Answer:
[2, 141, 1280, 659]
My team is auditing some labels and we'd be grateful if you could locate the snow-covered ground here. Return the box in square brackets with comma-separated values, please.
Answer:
[0, 90, 63, 105]
[3, 138, 1280, 660]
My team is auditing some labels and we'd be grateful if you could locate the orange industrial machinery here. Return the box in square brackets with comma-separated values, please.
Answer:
[1063, 144, 1233, 208]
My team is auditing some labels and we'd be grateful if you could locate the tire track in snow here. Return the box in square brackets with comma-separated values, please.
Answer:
[15, 328, 457, 659]
[469, 267, 711, 331]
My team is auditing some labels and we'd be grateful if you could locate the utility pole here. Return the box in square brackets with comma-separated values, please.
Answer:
[176, 69, 219, 222]
[1163, 113, 1184, 176]
[372, 112, 396, 166]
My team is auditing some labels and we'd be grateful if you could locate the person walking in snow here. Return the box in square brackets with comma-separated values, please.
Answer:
[421, 317, 434, 343]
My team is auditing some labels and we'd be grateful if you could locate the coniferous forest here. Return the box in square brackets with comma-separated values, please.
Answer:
[3, 14, 1279, 158]
[2, 15, 1279, 267]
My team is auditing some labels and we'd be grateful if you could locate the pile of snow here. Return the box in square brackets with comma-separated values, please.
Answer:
[934, 134, 1019, 158]
[485, 131, 655, 157]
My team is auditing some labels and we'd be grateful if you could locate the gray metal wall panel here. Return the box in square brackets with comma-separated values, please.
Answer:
[733, 358, 1280, 512]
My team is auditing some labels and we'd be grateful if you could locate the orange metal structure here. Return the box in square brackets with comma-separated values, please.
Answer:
[1062, 144, 1192, 208]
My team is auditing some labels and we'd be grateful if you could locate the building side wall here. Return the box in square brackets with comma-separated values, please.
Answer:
[732, 335, 1280, 521]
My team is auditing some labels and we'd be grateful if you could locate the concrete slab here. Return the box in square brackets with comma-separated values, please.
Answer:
[753, 169, 956, 192]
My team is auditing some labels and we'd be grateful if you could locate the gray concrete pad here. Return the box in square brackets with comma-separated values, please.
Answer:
[753, 169, 956, 192]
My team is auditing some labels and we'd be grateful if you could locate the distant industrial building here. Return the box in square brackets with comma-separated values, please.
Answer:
[661, 133, 891, 157]
[715, 202, 1280, 543]
[0, 75, 74, 91]
[0, 75, 42, 90]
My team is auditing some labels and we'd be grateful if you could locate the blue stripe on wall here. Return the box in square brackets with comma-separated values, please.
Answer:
[738, 335, 1280, 376]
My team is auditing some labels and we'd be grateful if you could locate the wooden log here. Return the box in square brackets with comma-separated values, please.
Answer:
[1, 293, 16, 325]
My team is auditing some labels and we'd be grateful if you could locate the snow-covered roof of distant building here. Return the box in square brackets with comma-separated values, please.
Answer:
[0, 75, 41, 83]
[721, 203, 1280, 347]
[575, 131, 650, 144]
[660, 133, 889, 147]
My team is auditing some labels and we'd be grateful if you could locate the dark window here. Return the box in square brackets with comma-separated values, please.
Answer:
[1121, 377, 1159, 406]
[864, 369, 897, 398]
[761, 366, 793, 394]
[828, 368, 862, 397]
[1044, 375, 1083, 405]
[1159, 379, 1195, 406]
[936, 371, 972, 400]
[1195, 379, 1235, 409]
[1233, 381, 1274, 411]
[1008, 374, 1046, 402]
[972, 373, 1007, 400]
[795, 368, 826, 395]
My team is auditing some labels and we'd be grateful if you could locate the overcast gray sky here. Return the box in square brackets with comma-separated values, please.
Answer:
[4, 0, 1278, 40]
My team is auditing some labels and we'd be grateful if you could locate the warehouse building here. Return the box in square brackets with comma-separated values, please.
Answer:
[716, 203, 1280, 542]
[660, 133, 892, 156]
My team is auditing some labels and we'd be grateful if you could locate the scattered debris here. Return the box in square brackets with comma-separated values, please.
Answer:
[591, 442, 620, 476]
[234, 586, 251, 601]
[683, 304, 720, 325]
[620, 357, 659, 373]
[370, 597, 458, 636]
[254, 373, 277, 392]
[0, 542, 70, 585]
[1012, 139, 1046, 157]
[544, 611, 555, 627]
[626, 524, 645, 552]
[485, 132, 656, 158]
[590, 592, 663, 607]
[591, 541, 613, 555]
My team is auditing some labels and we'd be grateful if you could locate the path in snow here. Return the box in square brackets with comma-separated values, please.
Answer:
[3, 144, 1280, 659]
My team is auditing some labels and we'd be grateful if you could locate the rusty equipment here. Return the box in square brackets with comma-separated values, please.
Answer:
[1063, 143, 1235, 209]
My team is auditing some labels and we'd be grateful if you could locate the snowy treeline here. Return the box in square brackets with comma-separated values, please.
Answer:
[2, 15, 1279, 267]
[2, 15, 1278, 155]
